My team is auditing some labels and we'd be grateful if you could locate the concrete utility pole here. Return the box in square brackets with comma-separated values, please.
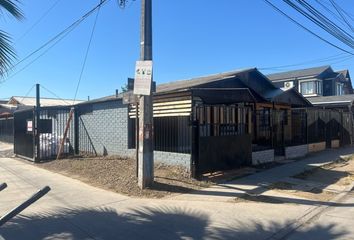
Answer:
[138, 0, 154, 189]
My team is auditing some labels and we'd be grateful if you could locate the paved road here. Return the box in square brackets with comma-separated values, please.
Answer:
[287, 191, 354, 240]
[0, 146, 353, 240]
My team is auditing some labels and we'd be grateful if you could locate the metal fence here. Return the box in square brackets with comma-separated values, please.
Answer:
[253, 109, 272, 151]
[0, 117, 14, 143]
[38, 107, 75, 160]
[11, 102, 354, 161]
[253, 108, 353, 152]
[128, 116, 192, 154]
[195, 105, 250, 137]
[288, 109, 307, 146]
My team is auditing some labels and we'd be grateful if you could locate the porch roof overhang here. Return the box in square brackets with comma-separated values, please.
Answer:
[307, 94, 354, 108]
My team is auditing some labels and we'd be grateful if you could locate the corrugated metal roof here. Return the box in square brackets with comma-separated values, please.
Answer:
[0, 104, 17, 110]
[267, 65, 330, 81]
[9, 96, 84, 107]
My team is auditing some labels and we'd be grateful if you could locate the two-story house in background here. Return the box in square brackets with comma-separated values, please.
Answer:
[267, 65, 353, 98]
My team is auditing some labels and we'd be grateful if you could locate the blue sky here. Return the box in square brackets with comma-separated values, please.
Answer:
[0, 0, 353, 101]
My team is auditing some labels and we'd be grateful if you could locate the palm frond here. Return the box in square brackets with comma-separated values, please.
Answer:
[0, 0, 24, 19]
[0, 30, 16, 76]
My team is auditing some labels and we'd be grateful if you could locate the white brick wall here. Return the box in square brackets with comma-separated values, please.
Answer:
[252, 149, 274, 165]
[285, 144, 308, 159]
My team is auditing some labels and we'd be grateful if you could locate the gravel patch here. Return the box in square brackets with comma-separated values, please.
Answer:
[37, 156, 211, 198]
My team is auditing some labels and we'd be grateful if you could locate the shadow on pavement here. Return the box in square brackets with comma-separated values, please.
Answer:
[0, 206, 349, 240]
[187, 184, 354, 207]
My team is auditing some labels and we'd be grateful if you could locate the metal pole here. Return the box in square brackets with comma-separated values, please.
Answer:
[135, 102, 139, 177]
[138, 0, 154, 189]
[0, 186, 51, 227]
[35, 84, 40, 162]
[0, 183, 7, 192]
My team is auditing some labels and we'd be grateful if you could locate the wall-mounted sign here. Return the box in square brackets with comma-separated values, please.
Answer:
[133, 60, 153, 96]
[27, 120, 33, 133]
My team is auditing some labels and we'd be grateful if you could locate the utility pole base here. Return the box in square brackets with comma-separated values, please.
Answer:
[138, 95, 154, 189]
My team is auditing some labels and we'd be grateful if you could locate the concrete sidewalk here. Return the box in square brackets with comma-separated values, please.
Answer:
[171, 146, 354, 202]
[0, 147, 353, 239]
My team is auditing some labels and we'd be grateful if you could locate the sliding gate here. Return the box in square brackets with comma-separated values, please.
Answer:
[13, 107, 75, 161]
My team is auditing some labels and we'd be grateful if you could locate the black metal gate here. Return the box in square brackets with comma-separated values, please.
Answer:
[13, 107, 76, 161]
[192, 105, 252, 176]
[14, 109, 34, 159]
[272, 110, 286, 156]
[38, 107, 75, 160]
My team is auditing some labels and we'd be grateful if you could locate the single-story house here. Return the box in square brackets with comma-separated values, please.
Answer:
[67, 68, 311, 176]
[10, 68, 354, 177]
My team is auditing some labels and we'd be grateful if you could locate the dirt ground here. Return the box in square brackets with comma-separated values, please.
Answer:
[295, 156, 354, 186]
[268, 156, 354, 202]
[0, 150, 13, 158]
[37, 156, 211, 198]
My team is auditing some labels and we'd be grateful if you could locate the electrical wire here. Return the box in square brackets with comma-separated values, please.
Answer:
[1, 0, 110, 82]
[1, 20, 81, 84]
[16, 0, 63, 42]
[72, 4, 101, 103]
[264, 0, 354, 55]
[315, 0, 350, 29]
[19, 84, 36, 104]
[259, 52, 353, 70]
[317, 0, 354, 22]
[40, 85, 71, 105]
[328, 0, 354, 32]
[284, 0, 354, 49]
[296, 0, 353, 42]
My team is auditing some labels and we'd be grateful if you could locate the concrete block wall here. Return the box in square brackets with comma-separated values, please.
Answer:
[308, 142, 326, 153]
[78, 100, 134, 157]
[285, 144, 308, 159]
[78, 100, 191, 171]
[252, 149, 274, 165]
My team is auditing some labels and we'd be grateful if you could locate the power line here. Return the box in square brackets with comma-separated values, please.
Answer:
[297, 0, 354, 42]
[264, 0, 353, 55]
[0, 0, 110, 83]
[315, 0, 350, 29]
[1, 20, 80, 84]
[259, 52, 353, 70]
[284, 0, 354, 48]
[73, 4, 101, 103]
[317, 0, 354, 22]
[328, 0, 354, 32]
[16, 0, 63, 42]
[40, 85, 71, 104]
[19, 84, 36, 103]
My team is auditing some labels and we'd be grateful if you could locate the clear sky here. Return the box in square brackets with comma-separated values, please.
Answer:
[0, 0, 353, 101]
